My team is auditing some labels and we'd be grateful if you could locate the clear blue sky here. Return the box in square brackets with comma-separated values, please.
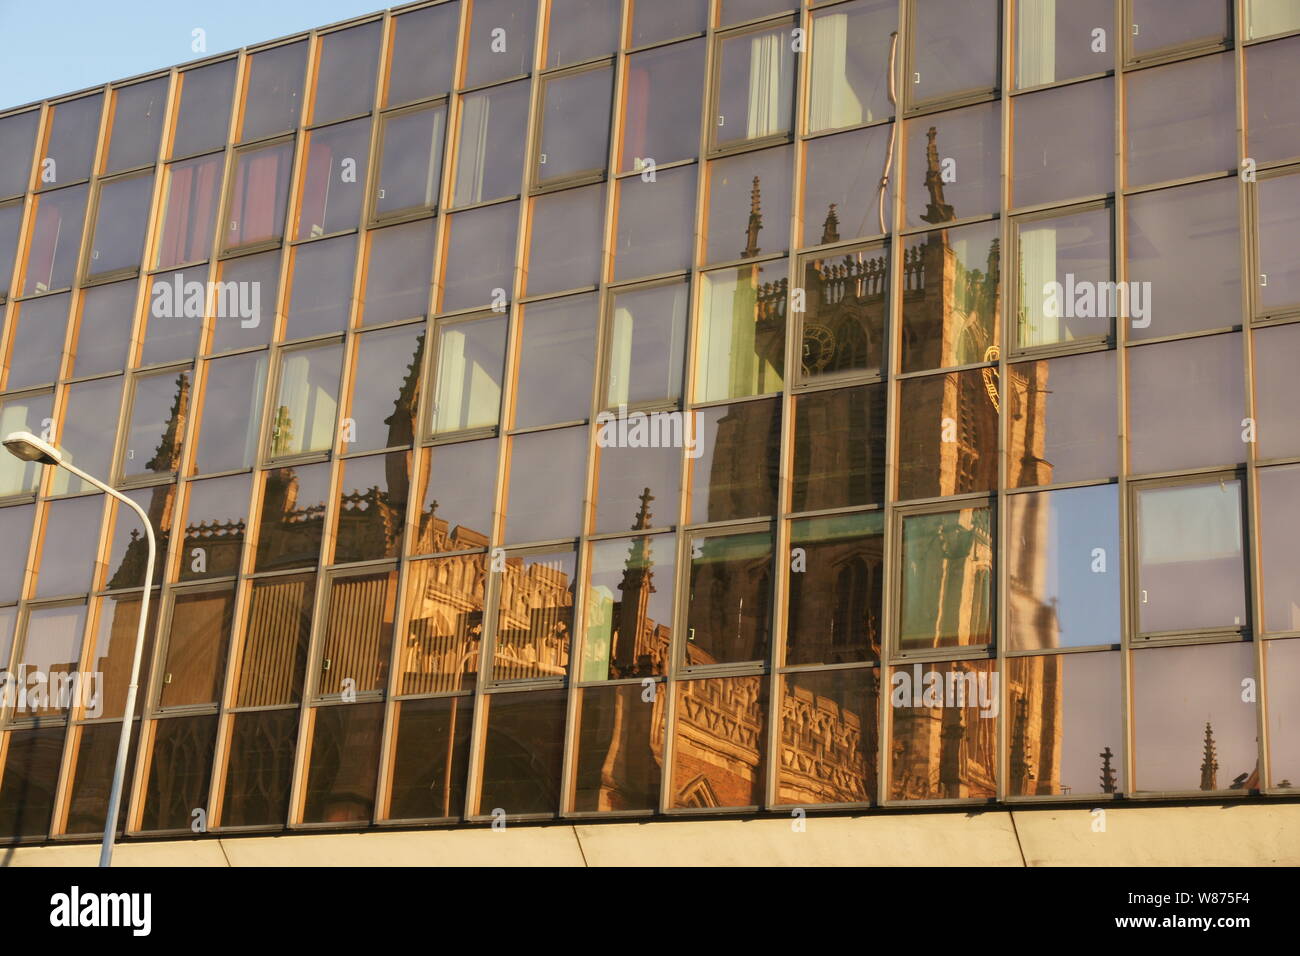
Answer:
[0, 0, 393, 110]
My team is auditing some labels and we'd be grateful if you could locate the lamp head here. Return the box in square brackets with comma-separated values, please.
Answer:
[2, 431, 62, 465]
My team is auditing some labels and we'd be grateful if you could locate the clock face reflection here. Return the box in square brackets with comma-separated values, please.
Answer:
[802, 323, 836, 372]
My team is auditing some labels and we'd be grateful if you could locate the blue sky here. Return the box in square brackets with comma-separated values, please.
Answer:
[0, 0, 392, 110]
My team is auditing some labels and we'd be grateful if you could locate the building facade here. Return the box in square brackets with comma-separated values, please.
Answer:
[0, 0, 1298, 848]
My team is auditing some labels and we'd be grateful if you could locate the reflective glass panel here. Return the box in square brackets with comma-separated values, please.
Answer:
[430, 314, 506, 434]
[900, 219, 1000, 372]
[889, 659, 997, 799]
[777, 668, 877, 804]
[690, 399, 781, 523]
[792, 385, 886, 512]
[514, 293, 598, 427]
[612, 166, 695, 281]
[620, 39, 705, 171]
[269, 343, 342, 458]
[685, 530, 772, 665]
[387, 696, 473, 818]
[899, 505, 994, 650]
[504, 427, 586, 543]
[1012, 78, 1114, 209]
[573, 684, 663, 811]
[896, 370, 999, 500]
[400, 555, 485, 694]
[695, 261, 787, 401]
[786, 512, 884, 665]
[671, 676, 767, 806]
[296, 119, 370, 239]
[491, 548, 575, 680]
[582, 533, 675, 680]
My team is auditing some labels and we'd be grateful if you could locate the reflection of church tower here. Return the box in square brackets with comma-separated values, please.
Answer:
[1200, 721, 1219, 791]
[613, 489, 657, 676]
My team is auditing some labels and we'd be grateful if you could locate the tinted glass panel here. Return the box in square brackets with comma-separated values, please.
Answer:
[23, 184, 87, 294]
[1247, 36, 1300, 163]
[910, 0, 999, 104]
[1007, 350, 1119, 487]
[547, 0, 620, 67]
[225, 141, 294, 251]
[777, 668, 877, 804]
[284, 235, 357, 338]
[685, 531, 772, 665]
[414, 440, 498, 551]
[802, 127, 893, 246]
[1130, 0, 1228, 58]
[240, 42, 307, 141]
[696, 261, 787, 401]
[334, 452, 411, 563]
[193, 350, 266, 474]
[172, 60, 237, 158]
[464, 0, 538, 87]
[6, 293, 70, 390]
[536, 67, 612, 186]
[904, 102, 1000, 226]
[792, 385, 885, 512]
[1015, 0, 1114, 87]
[401, 555, 485, 694]
[491, 548, 575, 680]
[210, 251, 278, 353]
[430, 314, 506, 434]
[237, 573, 314, 706]
[157, 153, 223, 269]
[13, 603, 87, 720]
[690, 399, 780, 523]
[362, 220, 435, 325]
[606, 282, 688, 407]
[1257, 174, 1300, 315]
[478, 688, 566, 815]
[255, 463, 331, 571]
[302, 701, 383, 823]
[88, 173, 153, 278]
[621, 40, 705, 171]
[583, 534, 675, 680]
[0, 392, 53, 496]
[1125, 54, 1234, 188]
[452, 82, 529, 207]
[705, 146, 791, 265]
[671, 676, 767, 806]
[573, 684, 663, 811]
[714, 23, 795, 148]
[899, 505, 994, 651]
[1012, 78, 1114, 208]
[346, 326, 423, 452]
[1016, 207, 1112, 349]
[221, 708, 298, 826]
[896, 370, 999, 500]
[593, 442, 682, 536]
[799, 241, 888, 378]
[104, 78, 167, 173]
[316, 570, 398, 696]
[296, 119, 370, 239]
[71, 281, 135, 376]
[504, 428, 586, 543]
[123, 369, 191, 478]
[387, 3, 460, 106]
[889, 660, 997, 799]
[158, 586, 234, 708]
[440, 201, 519, 312]
[786, 512, 884, 665]
[630, 0, 706, 47]
[612, 167, 695, 281]
[312, 22, 381, 125]
[1255, 324, 1300, 459]
[375, 105, 446, 220]
[900, 219, 1000, 373]
[269, 343, 342, 457]
[178, 474, 250, 581]
[140, 714, 217, 831]
[1258, 465, 1300, 634]
[515, 293, 597, 426]
[51, 376, 122, 496]
[524, 185, 603, 295]
[387, 696, 473, 818]
[41, 95, 102, 187]
[0, 110, 40, 198]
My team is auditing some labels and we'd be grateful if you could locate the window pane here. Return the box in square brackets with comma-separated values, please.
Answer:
[715, 23, 795, 148]
[1257, 174, 1300, 315]
[346, 326, 423, 453]
[911, 0, 999, 104]
[157, 153, 223, 269]
[240, 41, 307, 141]
[593, 441, 681, 536]
[777, 668, 877, 804]
[413, 439, 498, 551]
[430, 314, 506, 434]
[1266, 638, 1300, 788]
[179, 474, 250, 581]
[400, 555, 485, 694]
[64, 721, 137, 835]
[690, 399, 780, 523]
[5, 293, 70, 390]
[296, 119, 370, 240]
[1015, 0, 1114, 87]
[1012, 78, 1114, 208]
[671, 676, 767, 806]
[583, 533, 674, 680]
[13, 603, 87, 720]
[889, 660, 997, 799]
[504, 428, 586, 543]
[1016, 207, 1113, 350]
[1259, 465, 1300, 633]
[0, 506, 33, 601]
[284, 235, 357, 338]
[606, 282, 688, 407]
[792, 385, 886, 512]
[1248, 0, 1300, 38]
[536, 67, 612, 186]
[0, 110, 40, 198]
[573, 684, 663, 811]
[802, 127, 893, 246]
[123, 368, 191, 478]
[897, 371, 999, 500]
[387, 696, 473, 819]
[387, 2, 460, 107]
[705, 146, 791, 265]
[269, 343, 342, 457]
[899, 505, 994, 650]
[312, 22, 381, 125]
[0, 728, 64, 840]
[1128, 334, 1244, 475]
[478, 688, 566, 815]
[900, 219, 1000, 372]
[141, 268, 204, 365]
[192, 351, 266, 474]
[158, 585, 234, 708]
[799, 241, 888, 378]
[464, 0, 538, 86]
[225, 141, 294, 251]
[23, 184, 88, 294]
[221, 708, 298, 827]
[70, 281, 134, 376]
[524, 185, 603, 295]
[103, 486, 173, 590]
[1008, 485, 1120, 650]
[89, 591, 160, 719]
[375, 105, 446, 220]
[51, 376, 122, 496]
[104, 78, 167, 173]
[515, 293, 598, 427]
[0, 391, 53, 496]
[786, 513, 884, 665]
[0, 201, 21, 296]
[210, 251, 278, 353]
[237, 572, 314, 706]
[255, 462, 331, 571]
[139, 714, 217, 831]
[631, 0, 706, 46]
[1007, 350, 1118, 487]
[491, 547, 575, 680]
[1255, 324, 1300, 459]
[316, 570, 398, 696]
[685, 530, 772, 665]
[452, 82, 529, 207]
[334, 452, 411, 563]
[1007, 651, 1122, 796]
[361, 220, 434, 325]
[621, 39, 705, 172]
[1130, 0, 1228, 58]
[613, 167, 695, 282]
[547, 0, 620, 67]
[88, 173, 153, 278]
[808, 0, 895, 132]
[35, 496, 101, 597]
[1247, 36, 1300, 163]
[1132, 643, 1255, 793]
[302, 701, 383, 823]
[904, 102, 1000, 226]
[1126, 54, 1234, 188]
[440, 201, 519, 312]
[172, 60, 237, 158]
[41, 95, 102, 186]
[695, 261, 787, 400]
[1136, 479, 1246, 634]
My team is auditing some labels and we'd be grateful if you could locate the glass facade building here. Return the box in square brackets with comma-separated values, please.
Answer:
[0, 0, 1298, 844]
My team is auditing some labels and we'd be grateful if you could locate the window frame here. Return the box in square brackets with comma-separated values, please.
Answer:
[262, 337, 346, 466]
[220, 134, 298, 257]
[530, 59, 615, 193]
[149, 579, 237, 717]
[369, 98, 450, 226]
[706, 17, 800, 157]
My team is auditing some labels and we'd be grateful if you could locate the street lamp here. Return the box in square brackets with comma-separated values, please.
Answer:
[2, 430, 155, 867]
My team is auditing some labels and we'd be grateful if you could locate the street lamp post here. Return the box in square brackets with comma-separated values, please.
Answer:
[2, 430, 155, 868]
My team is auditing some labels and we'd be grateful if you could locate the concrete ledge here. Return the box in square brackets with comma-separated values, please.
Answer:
[1, 803, 1297, 866]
